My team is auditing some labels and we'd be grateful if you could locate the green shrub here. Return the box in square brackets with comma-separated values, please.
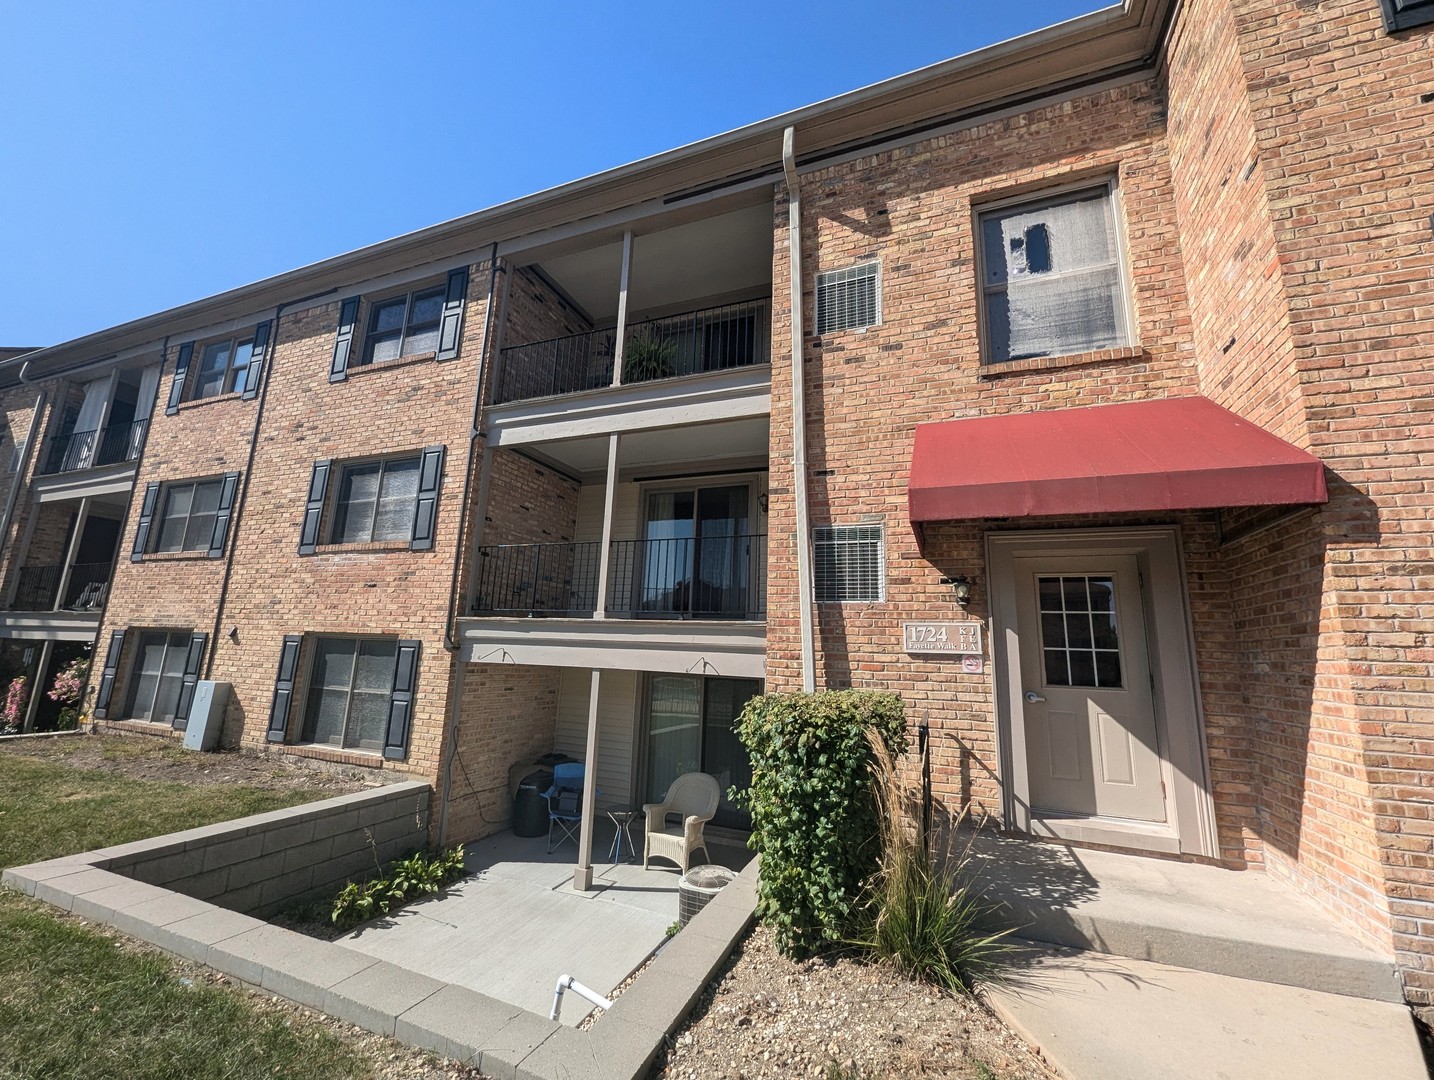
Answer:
[734, 689, 906, 956]
[330, 845, 466, 929]
[848, 734, 1012, 992]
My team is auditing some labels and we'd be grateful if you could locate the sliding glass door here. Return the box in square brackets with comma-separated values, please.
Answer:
[640, 483, 751, 618]
[644, 674, 760, 830]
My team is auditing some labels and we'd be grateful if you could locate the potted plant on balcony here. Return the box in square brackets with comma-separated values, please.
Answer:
[621, 328, 677, 384]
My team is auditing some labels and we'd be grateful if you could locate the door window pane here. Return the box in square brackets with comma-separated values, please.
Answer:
[1036, 575, 1123, 689]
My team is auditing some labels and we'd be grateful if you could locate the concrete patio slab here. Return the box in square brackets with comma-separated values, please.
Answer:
[967, 831, 1401, 1001]
[988, 945, 1427, 1080]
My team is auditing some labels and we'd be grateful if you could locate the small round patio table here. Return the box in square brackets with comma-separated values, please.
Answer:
[604, 805, 639, 865]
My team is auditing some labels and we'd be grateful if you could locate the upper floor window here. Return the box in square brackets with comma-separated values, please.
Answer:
[813, 523, 885, 603]
[155, 479, 223, 553]
[362, 286, 445, 365]
[978, 183, 1129, 364]
[192, 336, 258, 399]
[816, 262, 880, 335]
[333, 457, 422, 544]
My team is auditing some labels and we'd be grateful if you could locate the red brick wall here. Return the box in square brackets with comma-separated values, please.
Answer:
[442, 662, 561, 844]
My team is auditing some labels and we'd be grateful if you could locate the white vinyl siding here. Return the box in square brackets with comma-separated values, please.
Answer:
[554, 667, 637, 805]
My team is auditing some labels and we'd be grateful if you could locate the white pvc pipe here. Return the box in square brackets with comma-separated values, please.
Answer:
[549, 974, 613, 1021]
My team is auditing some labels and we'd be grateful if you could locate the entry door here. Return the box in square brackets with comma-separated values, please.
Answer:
[640, 484, 751, 618]
[644, 674, 759, 829]
[1013, 555, 1165, 823]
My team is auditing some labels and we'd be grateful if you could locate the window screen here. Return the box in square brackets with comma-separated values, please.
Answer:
[813, 524, 884, 602]
[154, 480, 223, 553]
[816, 262, 880, 335]
[333, 457, 420, 543]
[979, 186, 1127, 363]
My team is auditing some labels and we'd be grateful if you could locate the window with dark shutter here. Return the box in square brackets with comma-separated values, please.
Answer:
[266, 634, 303, 743]
[165, 342, 195, 416]
[385, 639, 421, 760]
[297, 637, 413, 756]
[172, 633, 208, 730]
[410, 445, 445, 551]
[1378, 0, 1434, 31]
[207, 472, 241, 558]
[131, 483, 161, 561]
[329, 297, 361, 383]
[437, 267, 469, 362]
[298, 460, 331, 555]
[241, 320, 271, 400]
[92, 629, 126, 719]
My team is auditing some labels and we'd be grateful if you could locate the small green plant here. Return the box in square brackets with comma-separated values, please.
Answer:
[665, 920, 682, 938]
[848, 733, 1013, 993]
[621, 329, 677, 383]
[331, 845, 466, 928]
[734, 689, 906, 957]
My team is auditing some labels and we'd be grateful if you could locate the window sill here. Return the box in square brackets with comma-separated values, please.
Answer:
[311, 540, 413, 555]
[347, 350, 438, 378]
[142, 550, 216, 563]
[177, 390, 246, 411]
[279, 743, 387, 768]
[978, 345, 1145, 379]
[96, 718, 180, 738]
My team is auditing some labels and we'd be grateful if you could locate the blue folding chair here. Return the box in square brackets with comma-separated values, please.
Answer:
[543, 763, 586, 853]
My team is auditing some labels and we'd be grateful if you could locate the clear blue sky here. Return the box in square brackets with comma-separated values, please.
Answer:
[1, 1, 1106, 348]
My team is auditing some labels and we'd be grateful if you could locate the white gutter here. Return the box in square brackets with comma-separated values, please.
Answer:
[783, 128, 816, 693]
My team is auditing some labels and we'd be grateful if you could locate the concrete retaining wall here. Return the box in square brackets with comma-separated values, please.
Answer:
[98, 781, 431, 917]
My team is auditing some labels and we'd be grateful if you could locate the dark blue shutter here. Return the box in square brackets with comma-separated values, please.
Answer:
[329, 297, 360, 383]
[172, 633, 208, 731]
[297, 460, 331, 555]
[409, 445, 446, 551]
[165, 342, 195, 415]
[131, 483, 161, 561]
[92, 629, 126, 719]
[436, 267, 469, 362]
[242, 320, 271, 401]
[266, 635, 303, 743]
[383, 639, 421, 760]
[207, 472, 240, 558]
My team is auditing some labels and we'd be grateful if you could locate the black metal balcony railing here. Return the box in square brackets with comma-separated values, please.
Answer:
[494, 297, 771, 404]
[10, 562, 112, 612]
[39, 419, 149, 476]
[471, 534, 767, 620]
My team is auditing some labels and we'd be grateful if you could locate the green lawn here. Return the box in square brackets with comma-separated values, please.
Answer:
[0, 749, 370, 1080]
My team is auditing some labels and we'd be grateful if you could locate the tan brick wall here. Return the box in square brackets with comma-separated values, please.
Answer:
[442, 662, 561, 845]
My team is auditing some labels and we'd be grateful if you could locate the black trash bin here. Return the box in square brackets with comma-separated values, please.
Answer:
[513, 769, 553, 838]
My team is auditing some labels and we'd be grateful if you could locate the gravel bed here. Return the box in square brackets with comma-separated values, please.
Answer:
[649, 926, 1057, 1080]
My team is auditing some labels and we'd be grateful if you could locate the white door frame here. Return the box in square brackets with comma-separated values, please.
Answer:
[987, 527, 1218, 858]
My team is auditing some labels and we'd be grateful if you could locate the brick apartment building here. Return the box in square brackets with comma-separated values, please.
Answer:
[1, 0, 1432, 1007]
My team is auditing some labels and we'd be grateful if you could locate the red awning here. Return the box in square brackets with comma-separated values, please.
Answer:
[908, 396, 1327, 523]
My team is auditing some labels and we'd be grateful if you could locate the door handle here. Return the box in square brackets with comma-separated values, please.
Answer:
[1024, 691, 1046, 704]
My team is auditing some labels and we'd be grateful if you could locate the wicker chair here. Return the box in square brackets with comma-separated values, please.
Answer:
[642, 772, 720, 873]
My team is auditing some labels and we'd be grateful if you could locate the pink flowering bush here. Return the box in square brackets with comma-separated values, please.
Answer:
[2, 676, 28, 734]
[48, 657, 89, 706]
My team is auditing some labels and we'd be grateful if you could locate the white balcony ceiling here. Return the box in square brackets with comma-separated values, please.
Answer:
[535, 204, 774, 322]
[529, 415, 770, 478]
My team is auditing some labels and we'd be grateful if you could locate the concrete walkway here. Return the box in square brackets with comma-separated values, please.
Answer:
[988, 945, 1428, 1080]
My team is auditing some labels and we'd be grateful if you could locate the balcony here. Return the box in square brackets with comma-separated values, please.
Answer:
[495, 298, 770, 405]
[471, 535, 767, 621]
[10, 562, 112, 613]
[38, 419, 148, 476]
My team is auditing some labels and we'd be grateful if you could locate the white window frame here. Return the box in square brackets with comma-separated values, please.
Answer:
[360, 284, 446, 366]
[813, 523, 886, 603]
[815, 260, 882, 335]
[974, 176, 1135, 365]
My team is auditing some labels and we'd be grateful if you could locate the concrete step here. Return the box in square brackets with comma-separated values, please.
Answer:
[986, 945, 1428, 1080]
[965, 831, 1403, 1003]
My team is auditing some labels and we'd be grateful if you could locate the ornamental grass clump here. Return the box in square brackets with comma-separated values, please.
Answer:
[734, 689, 906, 957]
[849, 733, 1013, 993]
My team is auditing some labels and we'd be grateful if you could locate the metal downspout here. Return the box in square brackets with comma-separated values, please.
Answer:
[438, 243, 501, 846]
[783, 127, 817, 692]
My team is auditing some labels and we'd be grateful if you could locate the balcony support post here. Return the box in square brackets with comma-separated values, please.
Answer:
[53, 497, 91, 612]
[593, 434, 621, 618]
[21, 640, 52, 733]
[573, 667, 603, 892]
[611, 230, 633, 389]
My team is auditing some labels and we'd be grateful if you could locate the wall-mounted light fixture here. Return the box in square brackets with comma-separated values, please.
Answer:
[758, 492, 769, 514]
[940, 575, 974, 608]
